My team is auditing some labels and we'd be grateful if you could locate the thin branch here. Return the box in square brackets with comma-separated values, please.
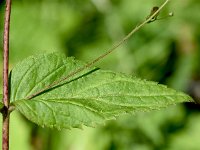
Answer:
[26, 0, 170, 100]
[2, 0, 12, 150]
[3, 0, 11, 107]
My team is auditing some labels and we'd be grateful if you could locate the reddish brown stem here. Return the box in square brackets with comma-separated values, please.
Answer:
[2, 112, 10, 150]
[2, 0, 12, 150]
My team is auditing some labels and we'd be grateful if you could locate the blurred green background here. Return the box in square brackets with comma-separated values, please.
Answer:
[0, 0, 200, 150]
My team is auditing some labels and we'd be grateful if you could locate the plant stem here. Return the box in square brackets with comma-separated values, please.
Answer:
[2, 0, 12, 150]
[27, 0, 170, 100]
[2, 112, 10, 150]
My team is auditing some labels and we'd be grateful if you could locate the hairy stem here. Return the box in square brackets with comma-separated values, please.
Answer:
[2, 0, 12, 150]
[26, 0, 170, 100]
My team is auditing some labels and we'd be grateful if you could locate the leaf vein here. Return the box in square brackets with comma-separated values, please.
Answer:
[25, 61, 67, 98]
[73, 79, 159, 96]
[14, 57, 37, 100]
[38, 101, 57, 126]
[33, 99, 106, 119]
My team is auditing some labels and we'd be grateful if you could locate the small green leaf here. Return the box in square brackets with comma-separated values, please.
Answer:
[0, 94, 3, 109]
[10, 53, 191, 129]
[0, 103, 3, 110]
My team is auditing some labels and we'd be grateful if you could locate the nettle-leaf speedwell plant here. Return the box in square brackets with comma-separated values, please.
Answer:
[0, 0, 192, 149]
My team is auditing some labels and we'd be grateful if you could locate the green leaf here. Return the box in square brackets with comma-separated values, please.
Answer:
[10, 53, 191, 129]
[0, 94, 3, 109]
